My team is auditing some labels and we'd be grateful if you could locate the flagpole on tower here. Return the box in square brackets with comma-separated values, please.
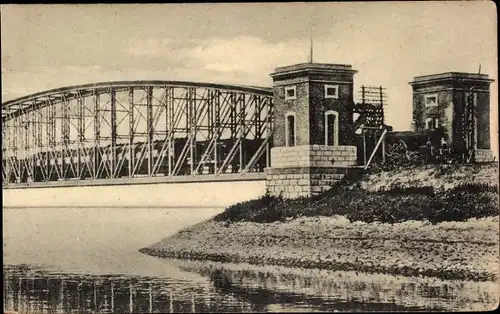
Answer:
[309, 17, 314, 63]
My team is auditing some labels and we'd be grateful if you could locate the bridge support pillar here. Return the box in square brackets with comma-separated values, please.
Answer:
[265, 145, 357, 198]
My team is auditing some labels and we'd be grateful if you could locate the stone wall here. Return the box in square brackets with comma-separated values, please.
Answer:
[265, 167, 350, 199]
[270, 145, 357, 168]
[475, 149, 496, 163]
[266, 145, 358, 199]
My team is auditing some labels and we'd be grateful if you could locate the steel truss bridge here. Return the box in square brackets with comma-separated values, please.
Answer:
[2, 80, 387, 185]
[2, 81, 274, 184]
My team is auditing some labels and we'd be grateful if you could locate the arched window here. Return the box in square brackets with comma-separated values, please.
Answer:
[411, 120, 417, 132]
[285, 112, 296, 147]
[425, 117, 438, 130]
[325, 110, 339, 146]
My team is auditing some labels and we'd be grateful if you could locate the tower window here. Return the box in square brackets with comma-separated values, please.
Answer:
[324, 85, 339, 99]
[325, 110, 339, 146]
[425, 117, 439, 130]
[411, 120, 417, 131]
[286, 113, 296, 147]
[285, 86, 296, 100]
[425, 94, 438, 107]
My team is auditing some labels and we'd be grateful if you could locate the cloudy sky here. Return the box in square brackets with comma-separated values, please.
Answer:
[1, 2, 497, 151]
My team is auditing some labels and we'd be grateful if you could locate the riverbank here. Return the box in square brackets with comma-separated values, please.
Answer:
[140, 215, 499, 282]
[140, 163, 499, 282]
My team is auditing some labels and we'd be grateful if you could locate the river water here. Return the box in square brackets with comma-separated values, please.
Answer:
[3, 206, 496, 313]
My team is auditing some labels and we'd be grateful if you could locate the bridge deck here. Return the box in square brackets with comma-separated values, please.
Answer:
[2, 173, 266, 190]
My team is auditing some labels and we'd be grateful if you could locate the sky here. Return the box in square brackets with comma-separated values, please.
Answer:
[1, 2, 498, 154]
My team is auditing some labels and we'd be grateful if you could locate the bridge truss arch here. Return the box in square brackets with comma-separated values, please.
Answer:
[2, 81, 274, 184]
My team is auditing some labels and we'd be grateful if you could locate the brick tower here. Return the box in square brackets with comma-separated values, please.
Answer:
[409, 72, 494, 162]
[265, 63, 359, 199]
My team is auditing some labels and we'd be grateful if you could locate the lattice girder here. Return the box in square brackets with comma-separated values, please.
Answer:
[2, 81, 273, 184]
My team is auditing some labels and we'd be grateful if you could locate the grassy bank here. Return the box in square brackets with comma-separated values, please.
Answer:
[358, 163, 499, 192]
[214, 164, 498, 225]
[212, 182, 498, 225]
[140, 163, 499, 282]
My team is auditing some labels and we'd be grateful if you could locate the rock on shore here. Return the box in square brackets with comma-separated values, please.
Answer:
[140, 215, 499, 282]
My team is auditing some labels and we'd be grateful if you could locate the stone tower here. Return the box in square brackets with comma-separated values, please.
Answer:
[265, 63, 359, 199]
[409, 72, 494, 162]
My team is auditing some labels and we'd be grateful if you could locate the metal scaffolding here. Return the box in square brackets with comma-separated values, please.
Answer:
[2, 81, 274, 184]
[350, 85, 388, 166]
[354, 85, 386, 130]
[459, 87, 476, 163]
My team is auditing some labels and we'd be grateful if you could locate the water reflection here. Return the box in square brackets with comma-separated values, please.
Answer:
[4, 264, 249, 313]
[6, 262, 495, 313]
[176, 259, 496, 312]
[206, 268, 431, 313]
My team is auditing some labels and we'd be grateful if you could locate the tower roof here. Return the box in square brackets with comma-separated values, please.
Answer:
[270, 62, 357, 78]
[409, 72, 494, 86]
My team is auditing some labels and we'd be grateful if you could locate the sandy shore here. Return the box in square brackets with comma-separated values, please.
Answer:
[140, 215, 499, 282]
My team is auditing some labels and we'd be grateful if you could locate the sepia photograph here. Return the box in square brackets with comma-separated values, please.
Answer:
[2, 2, 498, 313]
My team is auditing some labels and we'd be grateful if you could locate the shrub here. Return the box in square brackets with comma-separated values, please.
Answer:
[213, 193, 284, 223]
[213, 192, 313, 224]
[448, 182, 498, 193]
[346, 193, 440, 224]
[430, 185, 499, 224]
[302, 190, 360, 218]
